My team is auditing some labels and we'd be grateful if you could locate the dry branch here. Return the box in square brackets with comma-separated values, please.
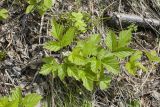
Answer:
[105, 12, 160, 29]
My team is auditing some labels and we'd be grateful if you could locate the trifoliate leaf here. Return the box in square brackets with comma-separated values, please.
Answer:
[89, 57, 101, 73]
[71, 12, 83, 20]
[130, 51, 142, 63]
[40, 64, 55, 75]
[99, 76, 111, 90]
[43, 0, 52, 9]
[135, 62, 147, 72]
[102, 56, 120, 74]
[22, 93, 42, 107]
[67, 66, 80, 80]
[68, 48, 88, 65]
[125, 51, 147, 75]
[80, 34, 100, 56]
[61, 27, 75, 47]
[10, 87, 22, 103]
[82, 76, 93, 91]
[125, 62, 136, 75]
[71, 12, 87, 32]
[118, 28, 133, 48]
[0, 9, 8, 20]
[42, 57, 55, 64]
[6, 100, 19, 107]
[113, 47, 134, 59]
[44, 41, 61, 52]
[105, 30, 117, 51]
[40, 58, 59, 75]
[26, 5, 35, 14]
[51, 19, 64, 40]
[145, 50, 160, 62]
[0, 97, 8, 107]
[27, 0, 38, 4]
[58, 64, 67, 80]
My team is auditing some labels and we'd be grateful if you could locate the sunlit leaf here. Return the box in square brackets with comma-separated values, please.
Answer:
[44, 41, 61, 52]
[105, 30, 117, 51]
[102, 56, 120, 74]
[22, 93, 42, 107]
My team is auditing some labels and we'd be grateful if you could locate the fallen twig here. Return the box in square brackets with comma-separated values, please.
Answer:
[105, 12, 160, 30]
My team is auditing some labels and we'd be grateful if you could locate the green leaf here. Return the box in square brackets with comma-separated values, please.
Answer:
[43, 0, 53, 9]
[82, 76, 93, 91]
[58, 64, 67, 80]
[135, 62, 147, 72]
[40, 64, 54, 75]
[51, 19, 64, 40]
[80, 34, 100, 56]
[118, 28, 133, 48]
[130, 51, 142, 63]
[102, 56, 120, 74]
[27, 0, 38, 4]
[10, 87, 22, 103]
[145, 50, 160, 62]
[68, 48, 87, 65]
[61, 27, 75, 47]
[67, 66, 80, 80]
[6, 100, 19, 107]
[44, 41, 61, 52]
[99, 76, 111, 90]
[0, 9, 8, 20]
[26, 5, 35, 14]
[89, 57, 101, 73]
[125, 51, 147, 75]
[22, 93, 42, 107]
[71, 12, 83, 20]
[105, 30, 117, 51]
[0, 97, 8, 107]
[125, 62, 136, 75]
[40, 58, 58, 75]
[71, 12, 87, 32]
[113, 47, 134, 59]
[42, 57, 55, 64]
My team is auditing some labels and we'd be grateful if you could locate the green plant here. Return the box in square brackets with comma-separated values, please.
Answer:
[70, 12, 87, 32]
[105, 26, 136, 59]
[43, 19, 76, 52]
[125, 51, 147, 75]
[26, 0, 54, 15]
[0, 8, 8, 20]
[145, 50, 160, 63]
[0, 87, 42, 107]
[127, 99, 140, 107]
[40, 14, 138, 91]
[0, 51, 6, 61]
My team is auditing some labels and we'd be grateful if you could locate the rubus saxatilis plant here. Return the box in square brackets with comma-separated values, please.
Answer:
[40, 12, 156, 91]
[0, 87, 42, 107]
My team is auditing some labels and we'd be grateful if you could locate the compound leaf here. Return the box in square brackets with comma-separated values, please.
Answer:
[58, 64, 67, 80]
[145, 50, 160, 62]
[118, 28, 133, 48]
[22, 93, 42, 107]
[0, 9, 8, 20]
[113, 47, 134, 59]
[61, 27, 75, 47]
[99, 76, 111, 90]
[51, 19, 64, 40]
[44, 41, 61, 52]
[105, 30, 117, 51]
[0, 97, 8, 107]
[40, 58, 58, 75]
[102, 56, 120, 74]
[82, 76, 93, 91]
[26, 5, 35, 14]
